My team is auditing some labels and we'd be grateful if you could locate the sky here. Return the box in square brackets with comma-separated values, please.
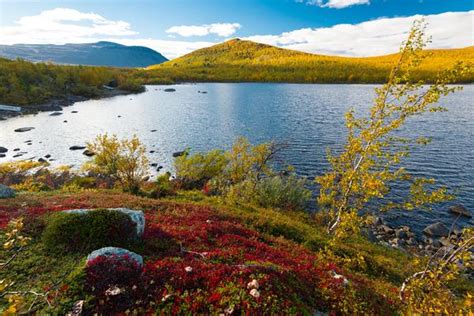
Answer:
[0, 0, 472, 59]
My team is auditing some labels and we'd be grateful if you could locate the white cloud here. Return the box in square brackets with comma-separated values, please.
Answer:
[297, 0, 370, 9]
[166, 23, 241, 37]
[245, 11, 474, 57]
[0, 8, 136, 44]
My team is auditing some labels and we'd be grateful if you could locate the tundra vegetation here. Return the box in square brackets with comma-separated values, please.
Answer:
[0, 22, 473, 314]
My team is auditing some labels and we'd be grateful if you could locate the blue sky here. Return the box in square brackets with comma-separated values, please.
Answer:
[0, 0, 472, 58]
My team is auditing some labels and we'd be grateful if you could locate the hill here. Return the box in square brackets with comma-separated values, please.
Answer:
[143, 39, 474, 83]
[0, 41, 168, 68]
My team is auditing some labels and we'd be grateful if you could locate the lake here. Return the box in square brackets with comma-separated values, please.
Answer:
[0, 83, 473, 232]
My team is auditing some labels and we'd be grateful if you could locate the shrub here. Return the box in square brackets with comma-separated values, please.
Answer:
[85, 254, 144, 314]
[253, 175, 311, 210]
[174, 149, 227, 189]
[42, 209, 137, 253]
[141, 173, 176, 198]
[84, 134, 149, 193]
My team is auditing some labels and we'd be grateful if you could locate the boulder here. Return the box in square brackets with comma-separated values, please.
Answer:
[164, 88, 176, 92]
[395, 229, 408, 239]
[49, 112, 63, 116]
[0, 146, 7, 153]
[107, 79, 119, 88]
[71, 110, 78, 113]
[172, 150, 187, 158]
[38, 158, 47, 163]
[64, 208, 145, 237]
[379, 225, 394, 234]
[0, 154, 5, 158]
[82, 149, 95, 157]
[69, 145, 86, 150]
[14, 127, 35, 132]
[0, 184, 15, 199]
[448, 204, 471, 218]
[44, 154, 51, 158]
[423, 222, 449, 237]
[13, 148, 20, 152]
[86, 247, 143, 267]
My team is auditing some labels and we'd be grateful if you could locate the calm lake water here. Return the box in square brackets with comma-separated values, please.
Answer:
[0, 83, 473, 232]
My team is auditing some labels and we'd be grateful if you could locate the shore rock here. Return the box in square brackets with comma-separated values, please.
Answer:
[49, 112, 63, 116]
[86, 247, 143, 267]
[82, 149, 95, 157]
[0, 154, 5, 158]
[0, 147, 7, 153]
[69, 145, 86, 150]
[173, 150, 187, 157]
[0, 184, 15, 199]
[14, 127, 35, 132]
[449, 204, 471, 218]
[423, 222, 449, 237]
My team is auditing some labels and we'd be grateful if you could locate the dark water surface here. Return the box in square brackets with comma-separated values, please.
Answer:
[0, 83, 473, 232]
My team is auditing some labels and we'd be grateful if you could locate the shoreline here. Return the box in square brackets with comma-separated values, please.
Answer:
[0, 89, 135, 121]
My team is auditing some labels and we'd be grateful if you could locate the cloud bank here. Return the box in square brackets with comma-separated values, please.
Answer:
[166, 23, 241, 37]
[245, 11, 474, 57]
[0, 8, 136, 44]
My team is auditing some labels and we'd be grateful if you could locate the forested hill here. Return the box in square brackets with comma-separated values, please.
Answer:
[0, 42, 168, 68]
[143, 39, 474, 83]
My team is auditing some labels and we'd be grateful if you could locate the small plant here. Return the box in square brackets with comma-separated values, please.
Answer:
[175, 149, 227, 189]
[86, 254, 144, 314]
[84, 134, 149, 194]
[253, 174, 311, 211]
[1, 217, 31, 314]
[42, 209, 137, 253]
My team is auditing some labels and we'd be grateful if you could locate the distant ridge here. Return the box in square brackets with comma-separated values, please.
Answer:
[0, 41, 168, 68]
[147, 39, 474, 83]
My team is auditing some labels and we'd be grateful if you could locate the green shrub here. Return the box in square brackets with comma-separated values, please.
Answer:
[69, 176, 97, 189]
[42, 209, 137, 253]
[143, 173, 176, 198]
[226, 175, 311, 211]
[174, 149, 227, 189]
[253, 175, 311, 210]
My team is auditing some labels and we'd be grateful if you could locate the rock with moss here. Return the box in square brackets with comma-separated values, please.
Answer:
[42, 209, 142, 253]
[64, 208, 145, 237]
[0, 183, 16, 198]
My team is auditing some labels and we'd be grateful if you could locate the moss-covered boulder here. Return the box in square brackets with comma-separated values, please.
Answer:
[42, 209, 140, 253]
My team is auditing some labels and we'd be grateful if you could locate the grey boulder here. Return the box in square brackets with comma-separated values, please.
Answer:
[449, 204, 471, 218]
[0, 184, 16, 199]
[423, 222, 449, 237]
[86, 247, 143, 267]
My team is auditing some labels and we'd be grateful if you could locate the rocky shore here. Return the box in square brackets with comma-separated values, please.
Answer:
[369, 204, 471, 257]
[0, 89, 135, 121]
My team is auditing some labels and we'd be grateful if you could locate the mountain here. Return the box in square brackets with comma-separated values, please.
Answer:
[146, 39, 474, 83]
[0, 41, 168, 68]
